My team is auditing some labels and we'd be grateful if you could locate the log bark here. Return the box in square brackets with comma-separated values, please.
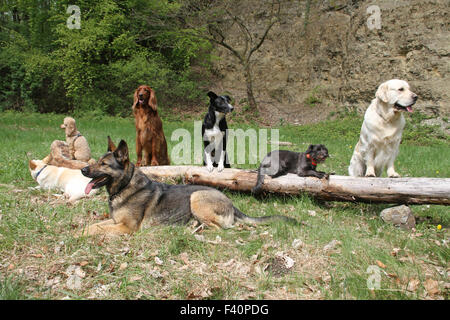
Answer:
[140, 166, 450, 205]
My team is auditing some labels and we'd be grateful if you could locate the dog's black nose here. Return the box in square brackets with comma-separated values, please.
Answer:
[81, 166, 89, 175]
[413, 95, 418, 101]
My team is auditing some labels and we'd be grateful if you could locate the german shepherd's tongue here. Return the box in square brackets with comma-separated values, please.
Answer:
[85, 181, 95, 195]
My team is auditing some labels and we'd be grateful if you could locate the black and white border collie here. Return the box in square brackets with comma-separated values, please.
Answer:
[202, 91, 234, 172]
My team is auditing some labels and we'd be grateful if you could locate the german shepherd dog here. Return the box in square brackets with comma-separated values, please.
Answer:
[79, 137, 296, 236]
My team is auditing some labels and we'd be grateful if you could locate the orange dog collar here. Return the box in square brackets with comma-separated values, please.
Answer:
[306, 153, 317, 166]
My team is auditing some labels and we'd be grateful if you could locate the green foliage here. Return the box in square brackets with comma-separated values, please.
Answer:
[0, 275, 30, 300]
[305, 85, 322, 107]
[0, 0, 213, 115]
[0, 38, 69, 113]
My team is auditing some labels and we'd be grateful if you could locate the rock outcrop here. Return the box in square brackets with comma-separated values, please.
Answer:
[211, 0, 449, 125]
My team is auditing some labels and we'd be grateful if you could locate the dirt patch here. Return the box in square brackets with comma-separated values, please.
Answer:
[266, 256, 292, 277]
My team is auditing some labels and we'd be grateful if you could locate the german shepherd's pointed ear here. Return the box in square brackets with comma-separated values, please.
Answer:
[306, 144, 314, 154]
[113, 140, 129, 165]
[107, 136, 117, 152]
[207, 91, 218, 101]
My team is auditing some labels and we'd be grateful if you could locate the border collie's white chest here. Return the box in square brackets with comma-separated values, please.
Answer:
[204, 112, 225, 142]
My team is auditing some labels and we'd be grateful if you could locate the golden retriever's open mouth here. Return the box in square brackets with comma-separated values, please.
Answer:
[394, 102, 414, 113]
[85, 176, 110, 194]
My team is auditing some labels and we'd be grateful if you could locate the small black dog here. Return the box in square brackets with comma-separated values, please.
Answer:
[202, 91, 234, 172]
[252, 144, 329, 194]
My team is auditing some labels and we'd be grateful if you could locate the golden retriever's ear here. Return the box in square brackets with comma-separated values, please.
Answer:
[29, 160, 36, 170]
[107, 136, 117, 152]
[148, 88, 157, 112]
[376, 82, 389, 103]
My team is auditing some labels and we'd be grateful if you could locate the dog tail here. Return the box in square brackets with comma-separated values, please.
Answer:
[233, 207, 299, 226]
[251, 167, 265, 195]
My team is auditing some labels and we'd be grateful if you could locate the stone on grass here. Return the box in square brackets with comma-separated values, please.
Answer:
[380, 205, 415, 230]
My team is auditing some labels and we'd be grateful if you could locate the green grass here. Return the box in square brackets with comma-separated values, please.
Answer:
[0, 111, 448, 300]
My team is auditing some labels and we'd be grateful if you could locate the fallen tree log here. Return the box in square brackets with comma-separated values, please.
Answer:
[140, 166, 450, 205]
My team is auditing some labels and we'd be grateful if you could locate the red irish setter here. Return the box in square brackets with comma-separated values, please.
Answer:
[132, 85, 170, 166]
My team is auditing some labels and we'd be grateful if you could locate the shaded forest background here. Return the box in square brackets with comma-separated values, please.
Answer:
[0, 0, 216, 116]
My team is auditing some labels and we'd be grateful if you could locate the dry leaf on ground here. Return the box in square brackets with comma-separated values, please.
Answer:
[155, 257, 163, 265]
[292, 239, 304, 249]
[118, 262, 128, 271]
[179, 252, 189, 265]
[324, 240, 341, 252]
[407, 279, 420, 292]
[65, 265, 85, 290]
[424, 278, 440, 296]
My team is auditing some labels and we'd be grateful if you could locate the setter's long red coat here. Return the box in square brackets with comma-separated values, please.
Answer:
[132, 85, 170, 166]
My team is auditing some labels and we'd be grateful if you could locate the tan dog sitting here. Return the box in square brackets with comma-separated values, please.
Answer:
[61, 117, 91, 161]
[43, 117, 95, 170]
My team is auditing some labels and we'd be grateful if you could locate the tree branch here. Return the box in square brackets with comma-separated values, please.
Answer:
[207, 24, 244, 62]
[247, 17, 278, 61]
[247, 0, 281, 61]
[226, 9, 252, 55]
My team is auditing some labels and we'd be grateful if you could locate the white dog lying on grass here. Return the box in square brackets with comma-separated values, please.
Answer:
[348, 79, 418, 178]
[29, 159, 98, 202]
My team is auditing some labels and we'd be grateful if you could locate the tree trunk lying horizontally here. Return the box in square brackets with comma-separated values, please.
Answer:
[139, 166, 450, 205]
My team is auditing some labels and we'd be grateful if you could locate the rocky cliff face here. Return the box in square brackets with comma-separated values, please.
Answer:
[211, 0, 449, 125]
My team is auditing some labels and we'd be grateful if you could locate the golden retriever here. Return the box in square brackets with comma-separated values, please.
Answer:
[348, 79, 418, 178]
